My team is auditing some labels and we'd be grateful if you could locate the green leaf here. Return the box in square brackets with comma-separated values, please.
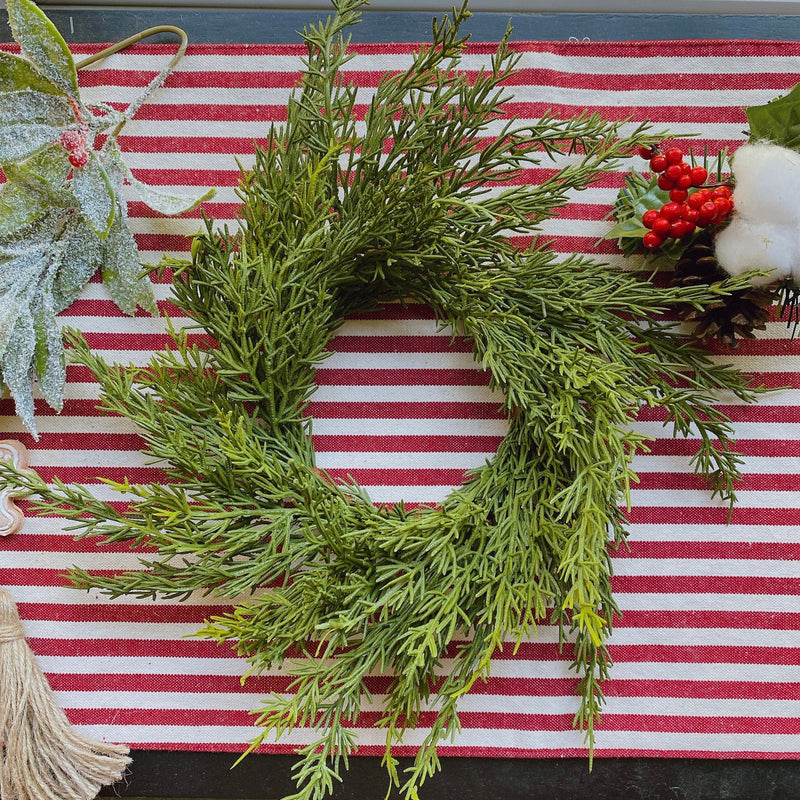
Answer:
[0, 50, 62, 95]
[0, 125, 63, 165]
[0, 181, 46, 237]
[113, 152, 216, 216]
[0, 89, 72, 126]
[4, 143, 72, 201]
[101, 210, 158, 316]
[6, 0, 79, 97]
[1, 306, 38, 437]
[0, 248, 45, 353]
[52, 217, 103, 312]
[33, 291, 66, 411]
[746, 81, 800, 150]
[72, 151, 115, 236]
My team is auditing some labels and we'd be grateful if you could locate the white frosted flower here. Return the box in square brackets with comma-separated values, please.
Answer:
[715, 141, 800, 285]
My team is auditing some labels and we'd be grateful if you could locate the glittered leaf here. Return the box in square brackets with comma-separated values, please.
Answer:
[0, 181, 45, 237]
[52, 217, 103, 312]
[0, 89, 73, 126]
[115, 153, 216, 216]
[72, 151, 115, 236]
[0, 249, 44, 353]
[33, 291, 66, 411]
[101, 209, 158, 316]
[0, 50, 62, 95]
[6, 0, 79, 97]
[1, 307, 38, 437]
[4, 143, 72, 201]
[746, 81, 800, 150]
[0, 124, 64, 165]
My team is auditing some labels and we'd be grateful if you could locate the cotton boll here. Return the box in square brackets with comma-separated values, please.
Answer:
[715, 217, 797, 285]
[729, 141, 800, 225]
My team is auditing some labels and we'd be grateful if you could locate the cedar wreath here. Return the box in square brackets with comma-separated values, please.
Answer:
[2, 3, 766, 799]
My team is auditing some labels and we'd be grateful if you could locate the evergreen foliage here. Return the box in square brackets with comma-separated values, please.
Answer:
[1, 2, 767, 798]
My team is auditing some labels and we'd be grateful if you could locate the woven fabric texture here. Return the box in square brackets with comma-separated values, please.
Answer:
[1, 37, 800, 759]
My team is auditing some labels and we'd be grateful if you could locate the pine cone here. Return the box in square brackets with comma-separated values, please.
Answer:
[671, 230, 776, 347]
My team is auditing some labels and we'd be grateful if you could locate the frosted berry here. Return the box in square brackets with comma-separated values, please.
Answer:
[68, 149, 89, 168]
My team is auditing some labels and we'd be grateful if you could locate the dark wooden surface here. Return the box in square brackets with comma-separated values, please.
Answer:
[3, 6, 800, 799]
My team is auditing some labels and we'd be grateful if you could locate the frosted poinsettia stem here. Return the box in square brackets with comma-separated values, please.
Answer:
[75, 25, 189, 138]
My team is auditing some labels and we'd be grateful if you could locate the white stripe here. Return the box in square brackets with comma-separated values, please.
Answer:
[74, 51, 800, 77]
[54, 690, 800, 720]
[613, 557, 800, 578]
[626, 524, 800, 544]
[21, 618, 800, 649]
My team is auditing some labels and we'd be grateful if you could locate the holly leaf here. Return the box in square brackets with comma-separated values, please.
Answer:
[72, 151, 115, 236]
[0, 50, 61, 95]
[0, 124, 65, 165]
[0, 248, 45, 354]
[0, 89, 73, 126]
[33, 290, 66, 412]
[101, 209, 158, 316]
[4, 144, 72, 202]
[746, 81, 800, 150]
[2, 307, 38, 437]
[0, 181, 45, 237]
[113, 153, 216, 216]
[52, 217, 104, 312]
[6, 0, 79, 97]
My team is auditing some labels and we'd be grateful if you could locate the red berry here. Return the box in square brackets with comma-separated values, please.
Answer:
[664, 164, 683, 182]
[687, 191, 706, 209]
[657, 174, 675, 191]
[643, 231, 664, 250]
[698, 188, 713, 202]
[669, 189, 688, 203]
[665, 147, 684, 165]
[690, 166, 708, 186]
[700, 201, 718, 218]
[713, 196, 732, 216]
[638, 145, 656, 159]
[670, 219, 695, 238]
[652, 217, 671, 236]
[642, 209, 660, 228]
[68, 149, 88, 168]
[660, 202, 682, 221]
[676, 174, 693, 190]
[681, 206, 699, 223]
[712, 185, 732, 199]
[650, 154, 668, 173]
[60, 130, 85, 150]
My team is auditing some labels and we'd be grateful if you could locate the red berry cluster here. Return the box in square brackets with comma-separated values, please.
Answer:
[636, 145, 734, 251]
[59, 97, 90, 169]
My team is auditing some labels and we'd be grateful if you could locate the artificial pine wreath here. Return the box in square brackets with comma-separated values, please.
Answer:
[1, 2, 773, 799]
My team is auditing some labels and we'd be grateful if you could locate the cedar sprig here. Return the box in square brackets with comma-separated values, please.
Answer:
[0, 2, 768, 799]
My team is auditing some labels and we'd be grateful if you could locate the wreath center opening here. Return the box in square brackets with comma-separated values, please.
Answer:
[308, 303, 510, 508]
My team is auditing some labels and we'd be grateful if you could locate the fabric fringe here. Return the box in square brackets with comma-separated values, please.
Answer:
[0, 588, 131, 800]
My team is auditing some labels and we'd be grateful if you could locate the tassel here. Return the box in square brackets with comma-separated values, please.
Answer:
[0, 439, 131, 800]
[0, 589, 131, 800]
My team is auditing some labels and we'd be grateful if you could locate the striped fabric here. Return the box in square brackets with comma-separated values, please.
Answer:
[2, 37, 800, 760]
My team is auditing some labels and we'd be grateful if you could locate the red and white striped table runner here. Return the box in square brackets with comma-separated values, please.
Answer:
[2, 38, 800, 759]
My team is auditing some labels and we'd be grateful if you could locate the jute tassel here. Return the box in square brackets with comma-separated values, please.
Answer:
[0, 439, 130, 799]
[0, 588, 131, 800]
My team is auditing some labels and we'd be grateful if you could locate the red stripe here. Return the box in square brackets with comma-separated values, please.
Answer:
[615, 541, 800, 562]
[612, 575, 800, 594]
[307, 401, 504, 419]
[633, 472, 800, 492]
[626, 507, 800, 526]
[312, 435, 504, 451]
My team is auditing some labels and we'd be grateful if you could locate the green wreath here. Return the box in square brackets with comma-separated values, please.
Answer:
[4, 3, 766, 799]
